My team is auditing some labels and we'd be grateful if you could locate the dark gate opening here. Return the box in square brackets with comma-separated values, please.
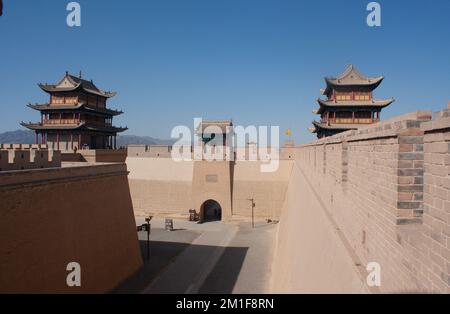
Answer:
[200, 199, 222, 223]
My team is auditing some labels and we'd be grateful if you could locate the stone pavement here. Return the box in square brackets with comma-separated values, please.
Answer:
[117, 217, 277, 294]
[198, 222, 276, 294]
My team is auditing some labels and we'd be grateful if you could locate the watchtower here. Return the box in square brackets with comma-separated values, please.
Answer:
[191, 120, 234, 222]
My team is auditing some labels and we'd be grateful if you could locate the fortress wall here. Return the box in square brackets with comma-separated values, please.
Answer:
[126, 157, 193, 217]
[129, 180, 193, 217]
[232, 160, 293, 220]
[127, 145, 189, 158]
[78, 149, 127, 163]
[128, 145, 295, 161]
[126, 157, 292, 219]
[273, 109, 450, 293]
[0, 164, 143, 293]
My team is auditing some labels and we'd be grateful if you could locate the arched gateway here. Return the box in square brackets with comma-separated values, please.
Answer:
[200, 199, 222, 222]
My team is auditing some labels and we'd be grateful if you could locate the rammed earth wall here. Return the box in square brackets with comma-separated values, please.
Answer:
[0, 163, 142, 293]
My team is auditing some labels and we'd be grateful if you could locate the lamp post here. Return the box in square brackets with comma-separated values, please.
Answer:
[145, 216, 153, 260]
[247, 198, 255, 228]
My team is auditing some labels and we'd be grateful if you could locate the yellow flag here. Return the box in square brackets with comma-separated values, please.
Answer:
[285, 128, 292, 137]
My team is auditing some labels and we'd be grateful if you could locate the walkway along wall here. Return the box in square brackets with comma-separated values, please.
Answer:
[0, 164, 143, 293]
[272, 108, 450, 293]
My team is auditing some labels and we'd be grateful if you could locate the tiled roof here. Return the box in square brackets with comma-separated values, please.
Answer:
[314, 98, 394, 114]
[27, 103, 124, 116]
[20, 122, 127, 133]
[38, 72, 116, 98]
[323, 65, 384, 95]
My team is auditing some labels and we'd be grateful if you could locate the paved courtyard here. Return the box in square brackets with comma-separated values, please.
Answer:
[114, 217, 277, 294]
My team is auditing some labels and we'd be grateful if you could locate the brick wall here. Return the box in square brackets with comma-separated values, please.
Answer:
[421, 108, 450, 292]
[287, 108, 450, 293]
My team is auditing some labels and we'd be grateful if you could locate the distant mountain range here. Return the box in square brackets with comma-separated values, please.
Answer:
[0, 130, 175, 147]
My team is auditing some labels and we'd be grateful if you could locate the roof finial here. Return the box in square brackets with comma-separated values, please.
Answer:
[65, 70, 69, 76]
[79, 71, 82, 79]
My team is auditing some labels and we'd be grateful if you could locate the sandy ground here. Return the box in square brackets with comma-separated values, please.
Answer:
[113, 217, 277, 294]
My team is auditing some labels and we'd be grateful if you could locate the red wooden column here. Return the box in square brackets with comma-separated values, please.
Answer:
[71, 133, 74, 150]
[35, 131, 39, 144]
[57, 132, 60, 150]
[352, 111, 355, 123]
[78, 134, 81, 150]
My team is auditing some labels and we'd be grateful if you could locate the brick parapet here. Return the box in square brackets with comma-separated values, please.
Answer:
[300, 111, 432, 225]
[421, 108, 450, 292]
[295, 107, 449, 293]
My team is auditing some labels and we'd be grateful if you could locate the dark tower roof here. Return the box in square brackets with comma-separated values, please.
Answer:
[314, 98, 395, 114]
[27, 103, 124, 116]
[38, 72, 117, 98]
[322, 64, 384, 96]
[20, 121, 128, 134]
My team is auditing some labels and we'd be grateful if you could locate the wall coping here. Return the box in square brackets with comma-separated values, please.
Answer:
[421, 109, 450, 132]
[0, 163, 128, 188]
[300, 110, 432, 147]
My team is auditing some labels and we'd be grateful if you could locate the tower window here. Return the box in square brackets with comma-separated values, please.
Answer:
[354, 92, 371, 101]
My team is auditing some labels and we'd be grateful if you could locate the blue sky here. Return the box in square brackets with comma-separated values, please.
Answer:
[0, 0, 449, 143]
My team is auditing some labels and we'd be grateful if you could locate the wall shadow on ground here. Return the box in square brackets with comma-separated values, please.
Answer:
[112, 240, 190, 293]
[198, 246, 248, 294]
[113, 240, 248, 294]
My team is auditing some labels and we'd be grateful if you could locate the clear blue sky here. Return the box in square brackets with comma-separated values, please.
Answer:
[0, 0, 449, 143]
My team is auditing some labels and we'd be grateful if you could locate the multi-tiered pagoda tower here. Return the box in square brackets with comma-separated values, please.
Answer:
[22, 72, 127, 150]
[309, 65, 394, 138]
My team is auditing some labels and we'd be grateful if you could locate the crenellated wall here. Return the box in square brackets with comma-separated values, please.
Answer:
[127, 144, 295, 161]
[128, 144, 176, 158]
[272, 107, 450, 293]
[0, 144, 61, 172]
